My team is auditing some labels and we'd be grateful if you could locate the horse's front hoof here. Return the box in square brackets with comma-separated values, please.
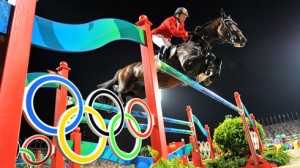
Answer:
[196, 73, 208, 83]
[204, 78, 213, 86]
[113, 85, 119, 92]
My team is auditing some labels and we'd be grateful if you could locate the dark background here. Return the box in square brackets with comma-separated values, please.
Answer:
[19, 0, 300, 150]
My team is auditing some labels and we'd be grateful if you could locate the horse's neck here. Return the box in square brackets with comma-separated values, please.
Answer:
[199, 21, 221, 53]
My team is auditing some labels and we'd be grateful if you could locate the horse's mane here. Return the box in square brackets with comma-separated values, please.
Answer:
[197, 17, 220, 32]
[201, 19, 217, 29]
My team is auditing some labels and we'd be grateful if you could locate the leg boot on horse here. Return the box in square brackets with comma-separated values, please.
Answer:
[204, 52, 216, 76]
[204, 58, 222, 86]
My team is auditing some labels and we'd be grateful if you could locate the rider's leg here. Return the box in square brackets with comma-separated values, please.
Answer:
[158, 45, 170, 60]
[152, 34, 172, 61]
[205, 53, 216, 76]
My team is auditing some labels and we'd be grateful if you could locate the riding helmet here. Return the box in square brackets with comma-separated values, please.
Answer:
[174, 7, 189, 17]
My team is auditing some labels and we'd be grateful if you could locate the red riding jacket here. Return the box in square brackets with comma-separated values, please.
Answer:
[152, 16, 190, 42]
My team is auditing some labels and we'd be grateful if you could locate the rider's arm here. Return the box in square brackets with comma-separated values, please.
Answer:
[166, 17, 189, 40]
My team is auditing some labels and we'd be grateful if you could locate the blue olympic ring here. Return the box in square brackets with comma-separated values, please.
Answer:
[23, 75, 84, 135]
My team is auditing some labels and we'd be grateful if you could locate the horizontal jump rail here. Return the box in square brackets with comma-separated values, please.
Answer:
[156, 60, 243, 114]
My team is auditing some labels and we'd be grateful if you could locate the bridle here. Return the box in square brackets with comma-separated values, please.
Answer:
[188, 16, 242, 54]
[220, 17, 242, 44]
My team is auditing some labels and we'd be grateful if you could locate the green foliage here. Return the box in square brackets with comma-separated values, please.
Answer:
[144, 146, 195, 168]
[213, 116, 266, 155]
[128, 164, 136, 168]
[150, 157, 195, 168]
[140, 145, 152, 157]
[139, 145, 159, 159]
[262, 147, 291, 165]
[148, 145, 159, 159]
[205, 155, 247, 168]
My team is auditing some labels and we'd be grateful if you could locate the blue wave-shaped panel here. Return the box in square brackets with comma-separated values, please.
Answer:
[32, 16, 145, 52]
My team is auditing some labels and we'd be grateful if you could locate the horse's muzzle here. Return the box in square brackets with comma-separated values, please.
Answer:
[233, 36, 247, 47]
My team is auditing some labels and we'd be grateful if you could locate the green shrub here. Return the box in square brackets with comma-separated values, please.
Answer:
[213, 117, 265, 155]
[150, 157, 195, 168]
[205, 155, 248, 168]
[262, 147, 291, 165]
[140, 145, 152, 157]
[139, 145, 159, 159]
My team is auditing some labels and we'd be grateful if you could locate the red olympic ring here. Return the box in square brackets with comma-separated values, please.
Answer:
[21, 135, 53, 166]
[125, 98, 154, 139]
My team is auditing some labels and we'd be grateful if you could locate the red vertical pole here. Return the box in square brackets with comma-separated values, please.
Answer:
[50, 62, 71, 168]
[136, 15, 168, 160]
[0, 0, 37, 167]
[234, 92, 258, 165]
[250, 114, 264, 154]
[186, 106, 204, 167]
[69, 127, 81, 168]
[204, 125, 215, 159]
[36, 150, 42, 168]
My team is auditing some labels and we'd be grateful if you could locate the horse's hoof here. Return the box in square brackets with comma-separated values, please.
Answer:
[113, 85, 119, 92]
[196, 73, 208, 83]
[204, 78, 213, 86]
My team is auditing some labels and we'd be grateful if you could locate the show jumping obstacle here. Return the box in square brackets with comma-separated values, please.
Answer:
[0, 1, 269, 167]
[156, 60, 272, 167]
[0, 1, 193, 165]
[24, 62, 205, 167]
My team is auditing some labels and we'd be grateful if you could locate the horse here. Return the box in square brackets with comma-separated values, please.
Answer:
[97, 9, 246, 103]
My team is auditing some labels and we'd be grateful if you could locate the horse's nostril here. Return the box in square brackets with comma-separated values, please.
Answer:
[240, 37, 247, 43]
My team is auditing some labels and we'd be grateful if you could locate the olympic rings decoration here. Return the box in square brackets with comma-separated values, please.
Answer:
[108, 113, 142, 160]
[85, 89, 125, 137]
[20, 134, 53, 166]
[22, 74, 154, 165]
[19, 148, 36, 168]
[125, 98, 154, 139]
[57, 105, 108, 163]
[23, 75, 84, 136]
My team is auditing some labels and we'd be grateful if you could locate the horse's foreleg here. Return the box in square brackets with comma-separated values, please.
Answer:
[183, 55, 204, 72]
[204, 58, 222, 86]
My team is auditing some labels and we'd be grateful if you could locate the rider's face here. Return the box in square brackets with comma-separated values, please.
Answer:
[177, 14, 187, 23]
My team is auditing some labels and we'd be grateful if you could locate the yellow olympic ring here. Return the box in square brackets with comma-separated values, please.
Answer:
[57, 105, 107, 164]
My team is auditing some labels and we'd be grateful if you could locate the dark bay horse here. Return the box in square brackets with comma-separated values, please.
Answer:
[97, 9, 246, 103]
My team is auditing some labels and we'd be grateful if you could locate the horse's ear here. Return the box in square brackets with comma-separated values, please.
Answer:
[220, 8, 226, 18]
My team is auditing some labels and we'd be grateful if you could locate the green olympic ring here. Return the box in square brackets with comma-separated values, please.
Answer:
[108, 113, 142, 160]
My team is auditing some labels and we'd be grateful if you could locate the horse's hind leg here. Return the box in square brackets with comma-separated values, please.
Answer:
[113, 66, 136, 96]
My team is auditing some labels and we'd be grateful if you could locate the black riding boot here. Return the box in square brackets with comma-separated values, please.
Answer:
[158, 46, 169, 61]
[205, 53, 216, 76]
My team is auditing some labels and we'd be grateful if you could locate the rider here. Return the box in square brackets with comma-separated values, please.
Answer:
[152, 7, 217, 77]
[152, 7, 190, 60]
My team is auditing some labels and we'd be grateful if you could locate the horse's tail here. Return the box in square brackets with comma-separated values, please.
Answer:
[96, 70, 121, 107]
[97, 69, 120, 90]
